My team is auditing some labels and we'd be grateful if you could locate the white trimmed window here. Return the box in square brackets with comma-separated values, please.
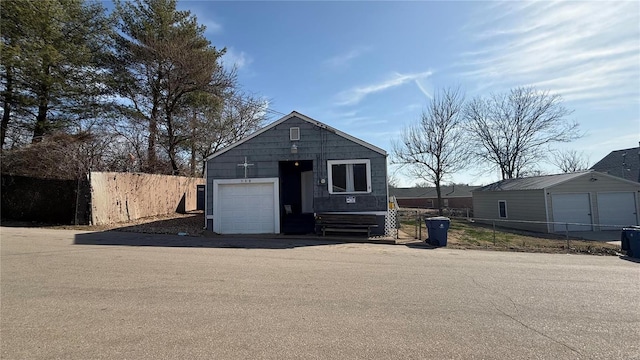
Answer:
[290, 127, 300, 141]
[327, 159, 371, 194]
[498, 200, 508, 218]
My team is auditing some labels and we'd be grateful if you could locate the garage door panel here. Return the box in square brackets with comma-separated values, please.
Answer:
[552, 193, 592, 232]
[216, 181, 277, 234]
[597, 192, 637, 230]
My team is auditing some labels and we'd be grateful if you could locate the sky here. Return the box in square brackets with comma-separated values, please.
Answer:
[111, 0, 640, 186]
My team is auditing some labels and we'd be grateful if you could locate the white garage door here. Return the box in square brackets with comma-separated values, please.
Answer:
[216, 182, 277, 234]
[597, 192, 638, 230]
[551, 193, 592, 232]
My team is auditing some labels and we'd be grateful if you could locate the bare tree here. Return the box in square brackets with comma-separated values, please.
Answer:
[194, 91, 266, 175]
[0, 131, 109, 180]
[551, 149, 590, 173]
[387, 173, 400, 189]
[392, 87, 469, 215]
[465, 86, 579, 179]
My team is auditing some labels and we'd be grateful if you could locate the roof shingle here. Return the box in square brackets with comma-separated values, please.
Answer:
[591, 146, 640, 182]
[472, 171, 591, 192]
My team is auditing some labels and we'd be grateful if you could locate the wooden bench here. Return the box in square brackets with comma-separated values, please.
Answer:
[315, 213, 379, 237]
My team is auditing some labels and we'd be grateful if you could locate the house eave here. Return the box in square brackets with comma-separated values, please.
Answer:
[205, 111, 387, 161]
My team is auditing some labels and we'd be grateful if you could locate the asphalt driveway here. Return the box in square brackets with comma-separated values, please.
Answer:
[1, 227, 639, 359]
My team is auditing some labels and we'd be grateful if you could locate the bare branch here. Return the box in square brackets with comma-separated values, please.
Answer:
[392, 87, 470, 214]
[550, 149, 590, 173]
[465, 86, 580, 179]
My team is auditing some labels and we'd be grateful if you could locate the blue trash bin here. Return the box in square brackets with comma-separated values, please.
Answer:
[621, 226, 640, 258]
[425, 216, 451, 247]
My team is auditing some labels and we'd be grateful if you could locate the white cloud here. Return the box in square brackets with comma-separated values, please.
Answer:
[202, 19, 222, 34]
[324, 46, 371, 68]
[221, 48, 252, 71]
[335, 70, 433, 106]
[458, 1, 640, 106]
[414, 79, 433, 99]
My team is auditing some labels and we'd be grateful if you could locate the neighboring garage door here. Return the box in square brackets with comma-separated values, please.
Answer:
[597, 192, 638, 229]
[551, 193, 592, 232]
[216, 181, 277, 234]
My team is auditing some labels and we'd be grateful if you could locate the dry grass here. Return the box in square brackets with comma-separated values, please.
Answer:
[400, 218, 620, 255]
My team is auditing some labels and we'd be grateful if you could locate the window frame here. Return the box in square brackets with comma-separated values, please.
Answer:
[498, 200, 508, 219]
[290, 127, 300, 141]
[327, 159, 372, 194]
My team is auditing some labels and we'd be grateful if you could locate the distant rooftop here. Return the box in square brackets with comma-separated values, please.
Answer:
[591, 146, 640, 182]
[390, 185, 479, 198]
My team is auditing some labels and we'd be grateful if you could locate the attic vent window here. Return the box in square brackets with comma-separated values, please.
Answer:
[290, 127, 300, 141]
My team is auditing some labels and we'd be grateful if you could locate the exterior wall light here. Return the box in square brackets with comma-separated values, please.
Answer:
[291, 143, 298, 154]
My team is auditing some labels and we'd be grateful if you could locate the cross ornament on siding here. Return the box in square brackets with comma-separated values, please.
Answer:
[237, 157, 254, 178]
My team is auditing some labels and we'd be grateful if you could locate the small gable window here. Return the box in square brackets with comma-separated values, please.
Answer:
[327, 159, 371, 194]
[290, 127, 300, 141]
[498, 200, 508, 218]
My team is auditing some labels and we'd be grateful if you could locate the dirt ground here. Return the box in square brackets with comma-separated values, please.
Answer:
[2, 211, 207, 236]
[398, 219, 621, 256]
[2, 211, 623, 256]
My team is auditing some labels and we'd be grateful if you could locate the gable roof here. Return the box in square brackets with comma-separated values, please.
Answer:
[390, 185, 479, 198]
[473, 170, 640, 192]
[473, 171, 592, 191]
[206, 111, 387, 160]
[591, 146, 640, 182]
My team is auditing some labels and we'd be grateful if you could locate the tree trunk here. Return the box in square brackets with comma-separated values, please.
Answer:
[1, 67, 12, 149]
[147, 104, 158, 172]
[32, 65, 51, 143]
[32, 91, 49, 143]
[166, 113, 179, 175]
[435, 179, 443, 216]
[190, 110, 197, 176]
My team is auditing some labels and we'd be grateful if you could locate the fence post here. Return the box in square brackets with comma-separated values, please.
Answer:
[418, 212, 422, 240]
[415, 210, 418, 239]
[565, 223, 570, 248]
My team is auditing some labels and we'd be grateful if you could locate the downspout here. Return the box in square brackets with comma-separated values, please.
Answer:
[88, 171, 94, 226]
[543, 187, 551, 233]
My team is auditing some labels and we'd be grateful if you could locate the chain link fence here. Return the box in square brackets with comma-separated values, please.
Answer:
[393, 207, 628, 249]
[395, 208, 472, 240]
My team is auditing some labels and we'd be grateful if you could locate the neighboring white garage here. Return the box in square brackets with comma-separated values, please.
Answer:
[473, 171, 640, 233]
[597, 192, 638, 230]
[212, 178, 280, 234]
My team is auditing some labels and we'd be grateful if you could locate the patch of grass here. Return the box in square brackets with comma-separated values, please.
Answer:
[401, 218, 620, 256]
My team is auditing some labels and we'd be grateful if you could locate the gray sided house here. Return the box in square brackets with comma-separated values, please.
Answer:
[205, 111, 388, 235]
[473, 171, 640, 233]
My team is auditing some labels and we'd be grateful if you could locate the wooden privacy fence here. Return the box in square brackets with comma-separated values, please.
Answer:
[89, 172, 204, 225]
